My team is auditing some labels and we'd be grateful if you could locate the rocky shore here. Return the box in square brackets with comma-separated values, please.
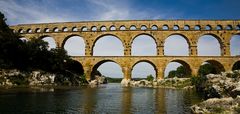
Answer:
[121, 77, 193, 89]
[191, 70, 240, 113]
[0, 69, 87, 86]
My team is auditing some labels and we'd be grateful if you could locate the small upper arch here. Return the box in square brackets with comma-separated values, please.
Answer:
[151, 25, 158, 30]
[130, 25, 137, 30]
[110, 25, 116, 31]
[100, 26, 107, 31]
[62, 27, 68, 32]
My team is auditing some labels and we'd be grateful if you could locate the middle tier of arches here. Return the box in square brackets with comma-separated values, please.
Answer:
[21, 31, 239, 56]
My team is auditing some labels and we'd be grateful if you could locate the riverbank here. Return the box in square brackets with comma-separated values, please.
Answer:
[0, 69, 88, 86]
[121, 77, 193, 89]
[191, 70, 240, 113]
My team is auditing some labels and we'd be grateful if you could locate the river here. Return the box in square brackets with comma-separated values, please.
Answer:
[0, 83, 202, 114]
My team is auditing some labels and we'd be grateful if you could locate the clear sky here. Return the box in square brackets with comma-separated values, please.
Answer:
[1, 0, 240, 78]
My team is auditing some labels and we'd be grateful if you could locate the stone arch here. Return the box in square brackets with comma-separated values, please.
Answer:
[91, 26, 97, 31]
[141, 25, 147, 30]
[184, 25, 190, 30]
[44, 28, 50, 33]
[198, 59, 225, 74]
[18, 29, 24, 33]
[162, 24, 169, 30]
[131, 60, 157, 78]
[165, 33, 191, 46]
[130, 25, 137, 30]
[53, 27, 59, 32]
[131, 33, 157, 56]
[119, 25, 126, 30]
[226, 25, 233, 30]
[35, 28, 41, 33]
[216, 25, 223, 30]
[92, 34, 124, 56]
[197, 33, 223, 56]
[61, 34, 86, 48]
[173, 25, 179, 30]
[81, 26, 88, 31]
[164, 33, 190, 56]
[230, 34, 240, 56]
[62, 27, 68, 32]
[205, 25, 212, 30]
[194, 25, 201, 30]
[26, 28, 32, 33]
[130, 33, 157, 46]
[90, 59, 123, 80]
[232, 60, 240, 70]
[151, 25, 158, 30]
[110, 25, 116, 31]
[164, 59, 192, 77]
[72, 27, 78, 32]
[236, 25, 240, 30]
[100, 26, 107, 31]
[39, 35, 57, 49]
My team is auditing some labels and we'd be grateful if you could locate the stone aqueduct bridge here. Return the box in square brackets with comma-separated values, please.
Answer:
[10, 20, 240, 80]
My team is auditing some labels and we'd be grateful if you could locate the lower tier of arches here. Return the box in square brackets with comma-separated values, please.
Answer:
[72, 56, 240, 80]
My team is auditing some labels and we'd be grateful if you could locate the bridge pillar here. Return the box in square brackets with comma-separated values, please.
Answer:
[156, 68, 164, 80]
[157, 46, 164, 56]
[222, 45, 231, 56]
[192, 68, 199, 77]
[83, 66, 92, 81]
[124, 45, 131, 56]
[189, 46, 198, 56]
[122, 66, 131, 79]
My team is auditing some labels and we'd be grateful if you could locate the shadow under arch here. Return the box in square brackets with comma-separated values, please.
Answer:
[165, 59, 192, 77]
[90, 60, 123, 80]
[38, 35, 53, 40]
[232, 60, 240, 70]
[61, 34, 86, 48]
[91, 34, 124, 56]
[65, 59, 84, 75]
[198, 59, 225, 75]
[131, 60, 157, 78]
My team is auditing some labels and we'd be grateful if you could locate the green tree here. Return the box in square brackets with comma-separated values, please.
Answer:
[167, 66, 189, 78]
[198, 63, 217, 76]
[146, 74, 154, 81]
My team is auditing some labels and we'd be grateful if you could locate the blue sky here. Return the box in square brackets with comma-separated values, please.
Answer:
[1, 0, 240, 78]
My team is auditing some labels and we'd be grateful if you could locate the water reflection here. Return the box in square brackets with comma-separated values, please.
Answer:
[0, 84, 201, 114]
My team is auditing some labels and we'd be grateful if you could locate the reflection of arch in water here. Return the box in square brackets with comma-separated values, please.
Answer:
[121, 87, 132, 114]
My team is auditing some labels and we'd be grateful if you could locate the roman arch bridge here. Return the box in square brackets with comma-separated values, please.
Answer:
[10, 20, 240, 80]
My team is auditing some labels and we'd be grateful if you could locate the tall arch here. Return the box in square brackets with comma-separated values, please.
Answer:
[230, 34, 240, 56]
[91, 60, 123, 80]
[62, 34, 85, 56]
[92, 34, 124, 56]
[198, 60, 225, 76]
[232, 61, 240, 70]
[131, 60, 157, 79]
[164, 60, 192, 78]
[39, 35, 56, 49]
[131, 34, 157, 56]
[164, 34, 190, 56]
[197, 34, 222, 56]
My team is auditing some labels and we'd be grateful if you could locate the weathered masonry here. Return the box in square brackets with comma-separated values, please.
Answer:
[10, 20, 240, 80]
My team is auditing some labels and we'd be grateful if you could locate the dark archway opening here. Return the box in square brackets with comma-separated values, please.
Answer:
[164, 60, 192, 78]
[232, 61, 240, 70]
[198, 60, 225, 76]
[91, 60, 123, 83]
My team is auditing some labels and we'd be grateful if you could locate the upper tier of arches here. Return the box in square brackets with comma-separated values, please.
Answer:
[12, 20, 240, 34]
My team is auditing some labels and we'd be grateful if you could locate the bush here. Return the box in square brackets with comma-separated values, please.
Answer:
[146, 75, 154, 81]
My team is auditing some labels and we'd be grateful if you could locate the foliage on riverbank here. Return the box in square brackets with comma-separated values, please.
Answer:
[0, 12, 87, 86]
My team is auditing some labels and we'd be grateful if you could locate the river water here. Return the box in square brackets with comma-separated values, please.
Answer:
[0, 83, 202, 114]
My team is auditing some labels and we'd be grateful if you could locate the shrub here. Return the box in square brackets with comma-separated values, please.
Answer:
[146, 75, 154, 81]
